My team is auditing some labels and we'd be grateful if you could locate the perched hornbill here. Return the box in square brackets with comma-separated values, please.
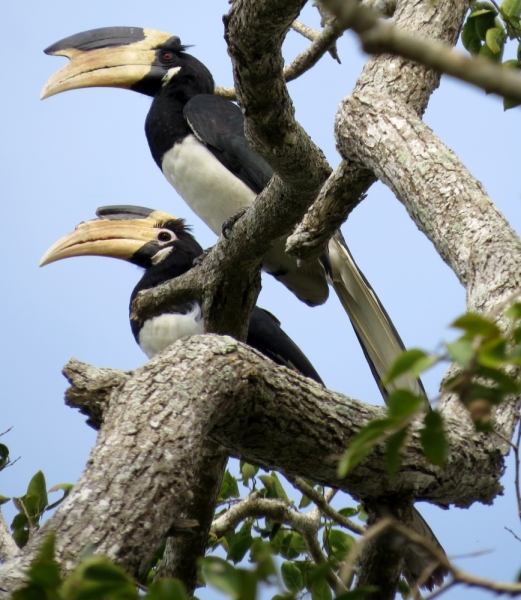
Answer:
[41, 26, 424, 400]
[40, 205, 323, 384]
[41, 204, 446, 590]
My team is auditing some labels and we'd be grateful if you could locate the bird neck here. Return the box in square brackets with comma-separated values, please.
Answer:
[128, 249, 200, 344]
[145, 57, 214, 167]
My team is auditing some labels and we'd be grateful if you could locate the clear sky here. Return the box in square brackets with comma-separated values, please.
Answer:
[1, 1, 521, 598]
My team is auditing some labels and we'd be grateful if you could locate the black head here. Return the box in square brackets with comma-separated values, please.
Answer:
[40, 205, 203, 275]
[41, 27, 214, 99]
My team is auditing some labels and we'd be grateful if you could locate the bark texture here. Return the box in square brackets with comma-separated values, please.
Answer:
[3, 0, 521, 596]
[0, 335, 511, 595]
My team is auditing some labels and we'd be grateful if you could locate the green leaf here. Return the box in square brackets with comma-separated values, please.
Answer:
[22, 471, 48, 518]
[470, 10, 498, 40]
[270, 472, 289, 502]
[249, 538, 276, 579]
[386, 428, 409, 477]
[281, 561, 304, 593]
[462, 16, 483, 53]
[47, 483, 74, 511]
[240, 462, 258, 482]
[0, 443, 9, 470]
[27, 533, 61, 589]
[0, 494, 10, 505]
[478, 338, 508, 367]
[299, 493, 312, 509]
[329, 529, 355, 561]
[446, 338, 474, 367]
[452, 314, 500, 338]
[200, 556, 241, 597]
[479, 39, 504, 61]
[387, 390, 425, 419]
[259, 472, 289, 502]
[310, 577, 332, 600]
[501, 0, 521, 18]
[227, 521, 254, 564]
[420, 411, 447, 466]
[279, 532, 300, 560]
[384, 349, 428, 385]
[486, 27, 505, 52]
[219, 470, 240, 501]
[476, 364, 520, 393]
[338, 418, 393, 477]
[397, 577, 411, 598]
[338, 507, 359, 518]
[146, 579, 188, 600]
[506, 302, 521, 319]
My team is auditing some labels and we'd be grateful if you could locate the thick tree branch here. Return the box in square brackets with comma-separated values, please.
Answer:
[0, 511, 18, 563]
[0, 335, 509, 596]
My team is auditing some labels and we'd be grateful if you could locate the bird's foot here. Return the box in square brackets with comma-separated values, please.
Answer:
[222, 207, 249, 239]
[193, 247, 213, 267]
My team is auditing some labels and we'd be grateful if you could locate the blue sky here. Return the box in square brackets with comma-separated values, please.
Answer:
[1, 1, 521, 598]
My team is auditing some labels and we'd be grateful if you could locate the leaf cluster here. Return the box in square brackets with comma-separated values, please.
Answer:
[3, 469, 72, 548]
[462, 0, 521, 108]
[11, 533, 189, 600]
[339, 306, 521, 479]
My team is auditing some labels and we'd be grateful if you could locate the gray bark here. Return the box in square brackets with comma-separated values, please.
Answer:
[0, 335, 509, 595]
[3, 0, 521, 596]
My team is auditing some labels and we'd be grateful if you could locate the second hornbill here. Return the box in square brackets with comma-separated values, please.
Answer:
[41, 204, 446, 589]
[40, 205, 323, 384]
[41, 26, 424, 400]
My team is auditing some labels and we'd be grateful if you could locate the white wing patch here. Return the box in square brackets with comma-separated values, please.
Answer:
[138, 303, 205, 358]
[161, 135, 256, 235]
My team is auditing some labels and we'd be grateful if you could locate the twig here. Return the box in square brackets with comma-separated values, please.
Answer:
[210, 491, 347, 594]
[291, 19, 321, 41]
[216, 19, 344, 101]
[327, 0, 521, 104]
[515, 417, 521, 520]
[505, 527, 521, 544]
[285, 475, 365, 535]
[340, 518, 521, 595]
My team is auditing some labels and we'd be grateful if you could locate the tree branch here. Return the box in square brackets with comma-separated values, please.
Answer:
[0, 511, 18, 563]
[343, 517, 521, 596]
[285, 475, 365, 535]
[215, 17, 343, 100]
[339, 0, 521, 104]
[211, 489, 347, 594]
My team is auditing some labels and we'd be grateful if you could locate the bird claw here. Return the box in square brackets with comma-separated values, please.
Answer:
[222, 207, 249, 239]
[193, 247, 213, 267]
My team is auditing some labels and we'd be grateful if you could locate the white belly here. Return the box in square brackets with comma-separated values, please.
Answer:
[161, 135, 256, 235]
[138, 304, 205, 358]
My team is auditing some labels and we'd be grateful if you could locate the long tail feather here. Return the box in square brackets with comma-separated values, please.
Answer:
[328, 232, 447, 587]
[327, 231, 426, 400]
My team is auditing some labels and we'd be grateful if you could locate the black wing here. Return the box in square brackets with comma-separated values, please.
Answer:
[184, 94, 273, 194]
[247, 307, 324, 385]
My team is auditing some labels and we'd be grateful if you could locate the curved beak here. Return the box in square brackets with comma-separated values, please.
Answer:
[40, 207, 174, 266]
[41, 27, 175, 99]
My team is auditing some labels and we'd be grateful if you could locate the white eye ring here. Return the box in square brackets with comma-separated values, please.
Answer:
[157, 229, 173, 244]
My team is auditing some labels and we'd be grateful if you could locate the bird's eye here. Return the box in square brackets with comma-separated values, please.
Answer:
[160, 51, 175, 62]
[157, 230, 173, 242]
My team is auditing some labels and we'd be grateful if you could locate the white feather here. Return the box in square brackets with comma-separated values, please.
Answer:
[138, 304, 205, 358]
[161, 134, 256, 235]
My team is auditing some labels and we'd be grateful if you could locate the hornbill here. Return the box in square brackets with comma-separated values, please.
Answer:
[40, 205, 323, 383]
[41, 27, 425, 400]
[41, 205, 446, 590]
